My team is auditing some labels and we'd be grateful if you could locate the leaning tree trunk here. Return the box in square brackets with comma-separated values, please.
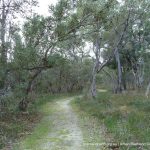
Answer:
[114, 48, 124, 93]
[18, 69, 42, 111]
[91, 62, 98, 98]
[90, 33, 101, 98]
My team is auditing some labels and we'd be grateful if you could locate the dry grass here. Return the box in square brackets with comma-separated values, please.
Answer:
[73, 90, 150, 149]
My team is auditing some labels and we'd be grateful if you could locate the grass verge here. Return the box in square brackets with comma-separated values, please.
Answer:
[72, 90, 150, 150]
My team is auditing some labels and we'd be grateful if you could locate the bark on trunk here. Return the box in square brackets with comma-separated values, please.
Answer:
[122, 71, 127, 90]
[18, 69, 42, 111]
[145, 81, 150, 98]
[91, 63, 97, 98]
[114, 48, 124, 93]
[90, 36, 100, 98]
[0, 4, 7, 89]
[132, 60, 144, 89]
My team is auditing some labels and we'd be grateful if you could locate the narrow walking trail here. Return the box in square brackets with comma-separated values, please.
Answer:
[41, 98, 83, 150]
[16, 97, 83, 150]
[12, 96, 111, 150]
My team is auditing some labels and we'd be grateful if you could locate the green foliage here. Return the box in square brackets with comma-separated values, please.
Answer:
[35, 55, 92, 94]
[0, 0, 150, 148]
[73, 90, 150, 143]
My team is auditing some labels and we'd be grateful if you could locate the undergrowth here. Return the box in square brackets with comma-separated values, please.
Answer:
[73, 90, 150, 149]
[0, 93, 76, 149]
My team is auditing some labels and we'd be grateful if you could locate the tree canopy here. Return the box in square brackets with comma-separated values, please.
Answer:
[0, 0, 150, 111]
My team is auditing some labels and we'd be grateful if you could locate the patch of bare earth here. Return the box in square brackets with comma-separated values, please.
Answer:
[41, 98, 83, 150]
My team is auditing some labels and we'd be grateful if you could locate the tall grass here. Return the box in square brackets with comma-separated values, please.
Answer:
[73, 90, 150, 148]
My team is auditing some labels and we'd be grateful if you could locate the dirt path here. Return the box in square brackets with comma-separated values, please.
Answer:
[13, 96, 107, 150]
[41, 98, 83, 150]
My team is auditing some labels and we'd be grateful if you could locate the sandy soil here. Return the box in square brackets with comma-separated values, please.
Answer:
[41, 98, 83, 150]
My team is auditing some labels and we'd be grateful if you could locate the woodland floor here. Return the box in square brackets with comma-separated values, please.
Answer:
[4, 91, 149, 150]
[1, 90, 150, 150]
[12, 97, 84, 150]
[10, 95, 109, 150]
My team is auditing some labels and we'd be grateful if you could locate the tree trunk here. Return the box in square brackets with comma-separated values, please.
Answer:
[90, 36, 100, 98]
[18, 69, 42, 111]
[122, 71, 127, 90]
[91, 63, 97, 98]
[114, 48, 124, 93]
[145, 81, 150, 98]
[132, 60, 144, 89]
[0, 4, 7, 89]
